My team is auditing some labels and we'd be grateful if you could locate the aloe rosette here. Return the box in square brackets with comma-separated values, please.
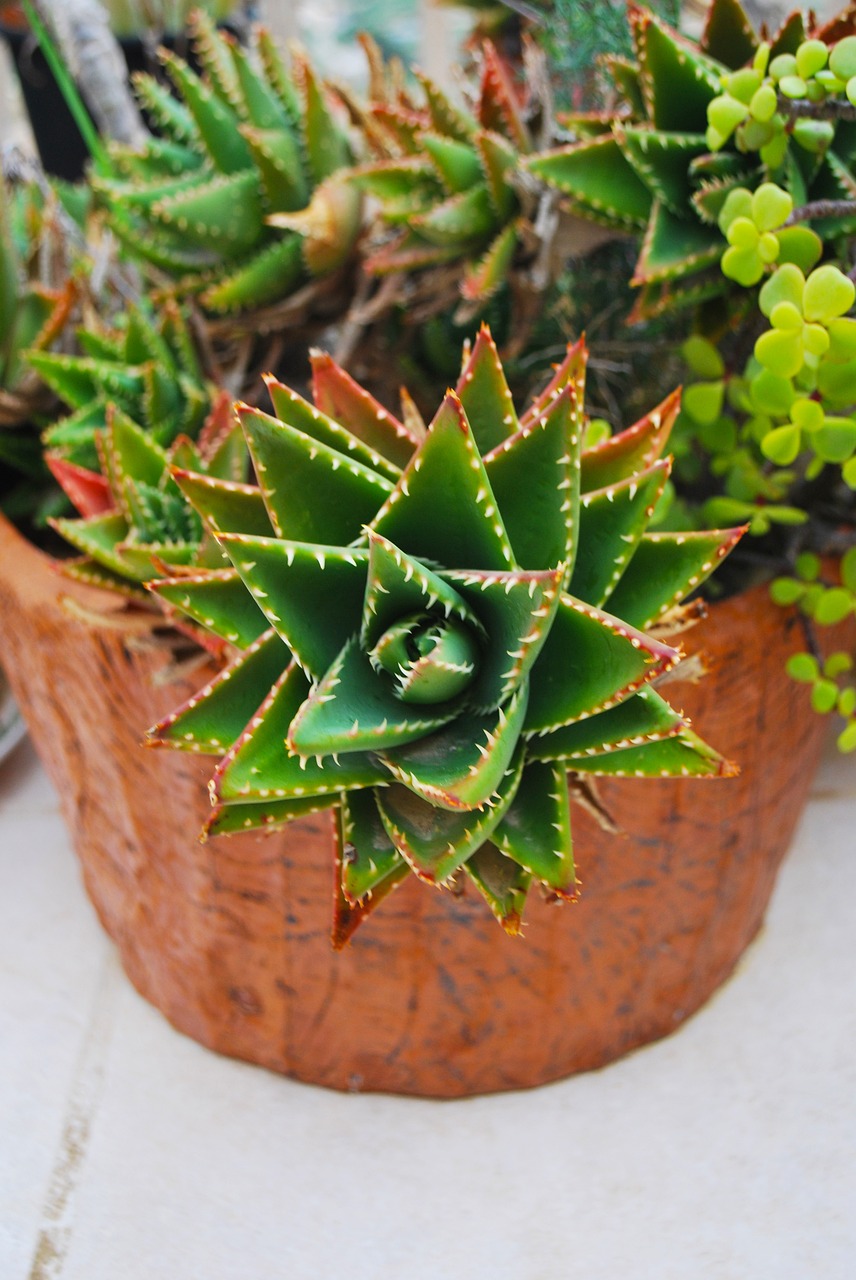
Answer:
[524, 0, 856, 318]
[47, 389, 246, 604]
[148, 328, 743, 943]
[28, 301, 212, 473]
[351, 38, 547, 311]
[94, 12, 360, 314]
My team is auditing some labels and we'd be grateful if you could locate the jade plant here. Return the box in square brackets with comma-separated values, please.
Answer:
[148, 328, 743, 943]
[524, 0, 856, 318]
[94, 11, 360, 314]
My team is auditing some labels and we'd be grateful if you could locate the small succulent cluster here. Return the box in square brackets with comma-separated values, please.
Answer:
[351, 38, 542, 312]
[525, 0, 856, 318]
[1, 178, 78, 518]
[29, 301, 212, 472]
[148, 329, 743, 943]
[706, 30, 856, 161]
[772, 548, 856, 752]
[94, 11, 360, 314]
[47, 389, 245, 605]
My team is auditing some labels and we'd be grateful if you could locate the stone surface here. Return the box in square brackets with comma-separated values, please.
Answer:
[1, 737, 854, 1277]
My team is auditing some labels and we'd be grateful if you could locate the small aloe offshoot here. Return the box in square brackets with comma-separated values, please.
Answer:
[350, 38, 551, 313]
[148, 327, 744, 944]
[94, 11, 360, 314]
[47, 389, 246, 605]
[27, 300, 212, 472]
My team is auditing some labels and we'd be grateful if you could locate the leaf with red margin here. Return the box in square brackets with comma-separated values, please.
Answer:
[491, 760, 577, 898]
[524, 135, 652, 229]
[262, 374, 402, 479]
[569, 458, 671, 606]
[214, 661, 389, 804]
[520, 337, 587, 429]
[379, 680, 528, 812]
[453, 323, 519, 453]
[527, 685, 686, 763]
[360, 531, 481, 652]
[340, 788, 408, 904]
[238, 403, 393, 544]
[309, 350, 419, 468]
[602, 526, 746, 629]
[289, 636, 460, 757]
[478, 41, 529, 151]
[699, 0, 758, 68]
[372, 390, 515, 573]
[580, 387, 680, 491]
[376, 746, 523, 884]
[440, 565, 564, 711]
[464, 841, 531, 936]
[630, 5, 721, 133]
[460, 221, 518, 305]
[151, 567, 268, 647]
[204, 794, 334, 839]
[216, 534, 369, 679]
[476, 130, 518, 220]
[172, 468, 275, 537]
[524, 594, 679, 734]
[146, 627, 290, 754]
[332, 803, 409, 949]
[567, 727, 738, 778]
[485, 382, 582, 574]
[631, 199, 721, 286]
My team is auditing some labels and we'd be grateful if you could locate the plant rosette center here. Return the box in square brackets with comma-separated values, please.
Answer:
[369, 609, 482, 704]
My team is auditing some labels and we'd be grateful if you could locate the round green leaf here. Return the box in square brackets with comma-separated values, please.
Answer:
[786, 651, 819, 682]
[770, 576, 805, 605]
[814, 587, 854, 625]
[813, 416, 856, 463]
[760, 264, 805, 318]
[682, 336, 725, 379]
[796, 40, 829, 79]
[761, 422, 802, 464]
[755, 328, 804, 378]
[811, 678, 839, 713]
[830, 36, 856, 81]
[842, 546, 856, 592]
[752, 182, 792, 232]
[774, 226, 822, 275]
[803, 265, 855, 324]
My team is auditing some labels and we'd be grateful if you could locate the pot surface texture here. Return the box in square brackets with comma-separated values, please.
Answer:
[0, 513, 837, 1096]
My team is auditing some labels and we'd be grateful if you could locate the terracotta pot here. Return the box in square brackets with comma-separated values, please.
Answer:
[0, 512, 839, 1097]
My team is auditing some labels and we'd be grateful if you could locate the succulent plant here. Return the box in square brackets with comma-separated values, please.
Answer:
[148, 328, 743, 944]
[94, 11, 361, 314]
[103, 0, 238, 38]
[27, 299, 212, 471]
[524, 0, 856, 318]
[47, 389, 245, 604]
[0, 176, 79, 523]
[350, 37, 551, 313]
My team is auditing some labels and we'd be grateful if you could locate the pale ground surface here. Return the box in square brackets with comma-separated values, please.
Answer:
[1, 738, 855, 1280]
[2, 17, 856, 1279]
